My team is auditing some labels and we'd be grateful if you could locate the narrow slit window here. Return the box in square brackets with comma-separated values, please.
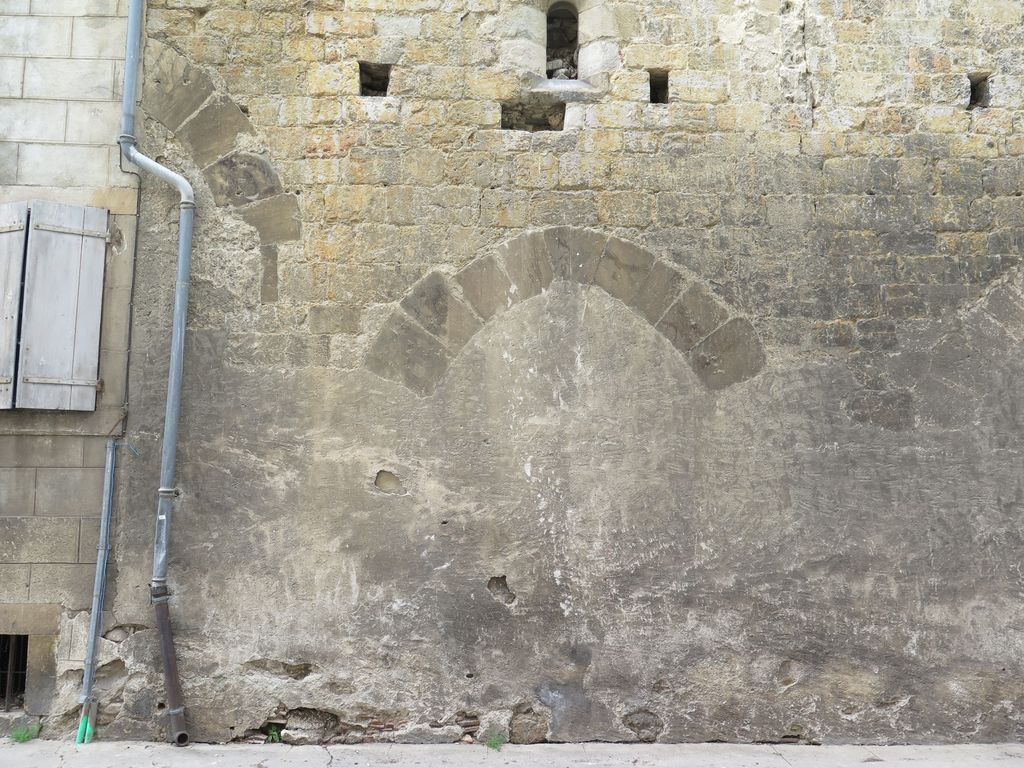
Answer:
[359, 62, 392, 97]
[650, 70, 670, 104]
[968, 72, 991, 110]
[1, 635, 28, 712]
[546, 3, 578, 80]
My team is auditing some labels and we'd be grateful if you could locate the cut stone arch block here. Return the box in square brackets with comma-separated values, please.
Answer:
[400, 272, 483, 349]
[203, 152, 284, 208]
[364, 227, 767, 396]
[454, 254, 516, 321]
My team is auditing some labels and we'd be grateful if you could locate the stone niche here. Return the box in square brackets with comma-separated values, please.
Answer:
[494, 0, 621, 98]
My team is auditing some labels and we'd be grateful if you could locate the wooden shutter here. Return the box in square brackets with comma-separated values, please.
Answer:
[0, 202, 27, 410]
[16, 201, 108, 412]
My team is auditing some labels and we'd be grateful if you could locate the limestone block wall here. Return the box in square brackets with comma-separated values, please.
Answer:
[69, 0, 1024, 746]
[0, 0, 138, 729]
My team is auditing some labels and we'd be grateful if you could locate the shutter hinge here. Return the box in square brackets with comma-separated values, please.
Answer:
[0, 223, 25, 234]
[0, 377, 11, 385]
[33, 222, 110, 242]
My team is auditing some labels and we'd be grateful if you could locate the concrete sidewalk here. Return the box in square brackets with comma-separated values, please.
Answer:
[1, 741, 1022, 768]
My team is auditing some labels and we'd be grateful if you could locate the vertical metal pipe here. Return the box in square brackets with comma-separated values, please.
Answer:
[80, 440, 116, 708]
[121, 0, 141, 143]
[152, 205, 193, 587]
[121, 0, 195, 746]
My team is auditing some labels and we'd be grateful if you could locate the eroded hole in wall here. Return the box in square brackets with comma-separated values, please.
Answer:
[454, 711, 481, 736]
[547, 2, 578, 79]
[281, 708, 340, 745]
[649, 70, 670, 104]
[243, 658, 314, 680]
[102, 624, 145, 643]
[501, 102, 566, 132]
[622, 708, 664, 743]
[487, 575, 517, 605]
[968, 72, 992, 109]
[360, 62, 392, 97]
[374, 469, 405, 494]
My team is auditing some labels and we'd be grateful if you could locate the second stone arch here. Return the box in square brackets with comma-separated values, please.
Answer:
[365, 227, 767, 396]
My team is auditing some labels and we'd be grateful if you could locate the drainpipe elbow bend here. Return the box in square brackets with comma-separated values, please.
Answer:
[120, 139, 195, 207]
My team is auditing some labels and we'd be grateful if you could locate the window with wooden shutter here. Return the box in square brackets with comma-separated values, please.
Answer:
[0, 202, 28, 410]
[15, 201, 108, 412]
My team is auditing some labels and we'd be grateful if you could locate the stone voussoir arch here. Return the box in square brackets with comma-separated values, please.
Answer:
[365, 227, 766, 396]
[142, 40, 301, 251]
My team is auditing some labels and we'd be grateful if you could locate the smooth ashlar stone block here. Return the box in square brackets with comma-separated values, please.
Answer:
[34, 468, 103, 517]
[0, 469, 35, 516]
[656, 283, 730, 353]
[24, 635, 56, 716]
[204, 152, 284, 207]
[687, 317, 766, 390]
[544, 226, 607, 283]
[0, 518, 79, 563]
[454, 254, 514, 321]
[365, 311, 452, 396]
[593, 236, 655, 304]
[499, 231, 553, 302]
[176, 98, 253, 168]
[0, 604, 58, 635]
[27, 564, 94, 611]
[0, 565, 30, 602]
[0, 436, 83, 468]
[237, 193, 301, 244]
[631, 259, 688, 326]
[142, 40, 216, 133]
[401, 272, 483, 349]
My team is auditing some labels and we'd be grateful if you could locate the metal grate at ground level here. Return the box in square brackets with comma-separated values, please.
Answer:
[1, 634, 28, 711]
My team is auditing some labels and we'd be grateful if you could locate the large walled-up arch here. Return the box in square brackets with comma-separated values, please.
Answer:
[365, 227, 766, 396]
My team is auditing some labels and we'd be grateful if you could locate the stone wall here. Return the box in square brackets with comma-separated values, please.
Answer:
[51, 0, 1024, 745]
[0, 0, 138, 732]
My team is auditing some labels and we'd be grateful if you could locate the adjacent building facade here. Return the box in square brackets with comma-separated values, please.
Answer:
[0, 0, 137, 728]
[2, 0, 1023, 745]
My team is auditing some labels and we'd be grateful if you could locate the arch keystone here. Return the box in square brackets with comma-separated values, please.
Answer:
[499, 231, 553, 300]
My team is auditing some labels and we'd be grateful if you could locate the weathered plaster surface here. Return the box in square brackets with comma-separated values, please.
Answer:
[43, 0, 1024, 746]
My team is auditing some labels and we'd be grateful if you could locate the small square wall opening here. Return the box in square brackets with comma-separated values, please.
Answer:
[968, 72, 992, 109]
[359, 62, 392, 97]
[649, 70, 669, 104]
[1, 635, 28, 712]
[501, 102, 566, 132]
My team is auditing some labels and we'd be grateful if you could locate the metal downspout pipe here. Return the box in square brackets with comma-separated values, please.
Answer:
[120, 0, 194, 747]
[77, 440, 137, 744]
